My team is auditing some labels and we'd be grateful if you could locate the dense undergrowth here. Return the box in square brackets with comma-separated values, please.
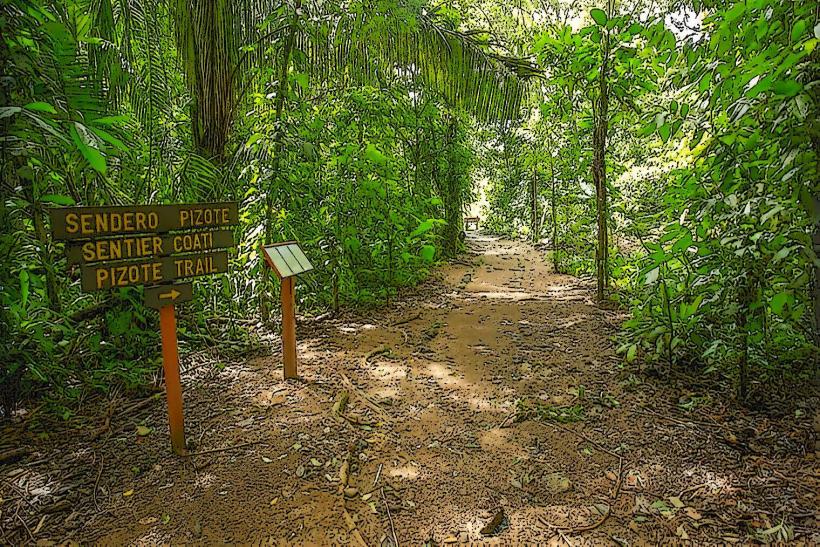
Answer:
[1, 0, 818, 417]
[480, 0, 819, 400]
[0, 0, 496, 417]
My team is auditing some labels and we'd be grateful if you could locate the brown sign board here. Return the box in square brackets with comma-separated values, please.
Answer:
[49, 202, 239, 241]
[144, 283, 194, 309]
[80, 250, 229, 292]
[66, 229, 235, 265]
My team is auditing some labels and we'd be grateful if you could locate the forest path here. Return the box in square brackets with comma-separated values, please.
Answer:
[5, 235, 816, 544]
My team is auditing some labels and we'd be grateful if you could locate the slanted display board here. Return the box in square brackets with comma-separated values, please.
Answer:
[262, 241, 314, 278]
[260, 241, 314, 380]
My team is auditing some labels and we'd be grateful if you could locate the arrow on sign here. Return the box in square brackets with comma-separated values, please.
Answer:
[160, 288, 181, 301]
[144, 283, 193, 309]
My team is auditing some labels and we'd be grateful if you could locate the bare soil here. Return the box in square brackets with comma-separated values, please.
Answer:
[1, 235, 818, 545]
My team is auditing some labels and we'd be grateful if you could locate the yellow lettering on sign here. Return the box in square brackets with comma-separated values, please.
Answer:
[179, 207, 231, 228]
[66, 213, 80, 234]
[96, 268, 108, 289]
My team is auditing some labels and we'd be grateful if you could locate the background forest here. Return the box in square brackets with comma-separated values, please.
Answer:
[1, 0, 818, 418]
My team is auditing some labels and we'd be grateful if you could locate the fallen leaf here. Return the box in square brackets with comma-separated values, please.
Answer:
[676, 524, 689, 540]
[685, 507, 703, 520]
[136, 426, 151, 437]
[361, 493, 373, 501]
[669, 496, 685, 508]
[139, 517, 157, 525]
[310, 458, 321, 467]
[162, 514, 170, 524]
[605, 470, 617, 481]
[270, 498, 279, 506]
[123, 489, 134, 497]
[262, 456, 272, 463]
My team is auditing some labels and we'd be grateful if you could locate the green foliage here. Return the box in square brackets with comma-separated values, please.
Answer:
[0, 0, 501, 417]
[481, 0, 819, 399]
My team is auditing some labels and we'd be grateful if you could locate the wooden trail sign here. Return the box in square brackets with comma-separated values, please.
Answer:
[261, 241, 315, 380]
[48, 202, 239, 240]
[80, 251, 229, 292]
[49, 201, 239, 456]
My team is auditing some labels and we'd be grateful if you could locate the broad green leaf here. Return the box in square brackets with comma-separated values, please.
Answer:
[419, 244, 436, 262]
[772, 80, 802, 97]
[364, 143, 388, 164]
[590, 9, 608, 26]
[40, 194, 75, 206]
[725, 3, 746, 23]
[658, 123, 671, 143]
[71, 124, 106, 174]
[24, 101, 57, 114]
[770, 292, 790, 315]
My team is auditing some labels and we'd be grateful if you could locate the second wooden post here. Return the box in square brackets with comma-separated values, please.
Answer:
[281, 276, 297, 379]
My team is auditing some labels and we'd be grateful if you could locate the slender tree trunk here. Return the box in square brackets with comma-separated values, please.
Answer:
[593, 13, 611, 302]
[548, 133, 559, 273]
[530, 165, 539, 242]
[443, 115, 462, 257]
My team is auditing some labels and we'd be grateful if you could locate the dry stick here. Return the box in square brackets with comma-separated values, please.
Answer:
[373, 463, 383, 487]
[93, 454, 105, 511]
[185, 440, 263, 457]
[390, 313, 421, 327]
[381, 487, 400, 547]
[537, 517, 573, 546]
[340, 372, 391, 422]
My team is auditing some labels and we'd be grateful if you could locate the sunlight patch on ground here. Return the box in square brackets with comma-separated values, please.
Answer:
[371, 361, 406, 380]
[388, 463, 419, 480]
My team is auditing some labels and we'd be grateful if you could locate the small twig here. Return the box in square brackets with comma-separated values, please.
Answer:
[390, 313, 421, 327]
[185, 441, 263, 457]
[381, 487, 399, 547]
[538, 517, 573, 545]
[629, 408, 722, 430]
[373, 463, 383, 487]
[16, 511, 35, 542]
[93, 454, 105, 511]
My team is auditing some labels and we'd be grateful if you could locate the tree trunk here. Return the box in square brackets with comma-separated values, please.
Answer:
[174, 0, 237, 162]
[592, 15, 611, 302]
[443, 115, 462, 257]
[530, 165, 539, 242]
[548, 133, 559, 273]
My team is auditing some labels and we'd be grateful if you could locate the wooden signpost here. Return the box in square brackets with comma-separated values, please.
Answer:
[50, 202, 238, 455]
[261, 241, 314, 380]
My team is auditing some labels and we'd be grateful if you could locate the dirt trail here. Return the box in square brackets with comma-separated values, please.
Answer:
[2, 235, 817, 545]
